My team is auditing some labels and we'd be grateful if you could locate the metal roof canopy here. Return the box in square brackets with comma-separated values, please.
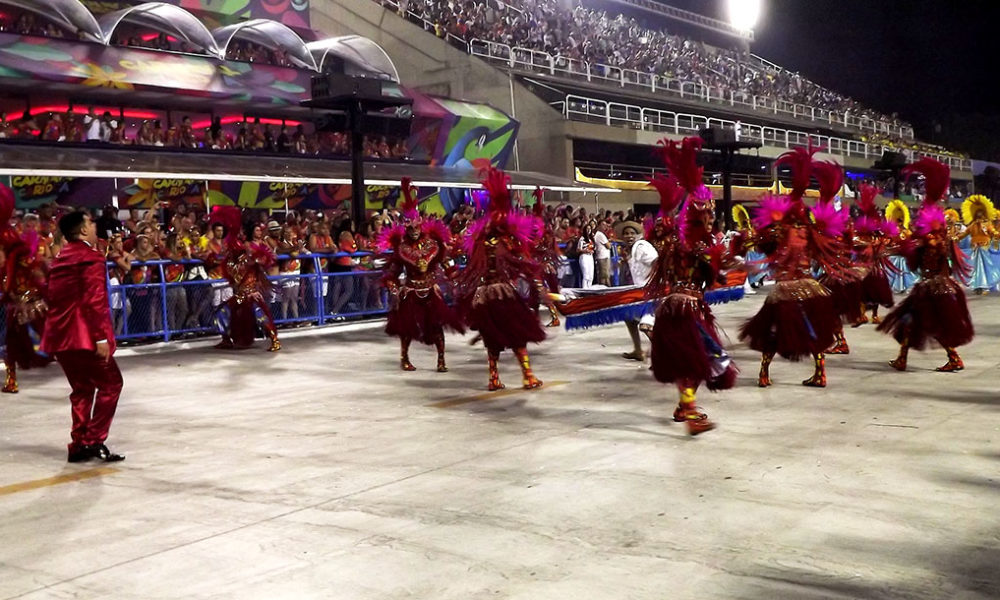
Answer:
[97, 2, 222, 57]
[1, 0, 102, 42]
[0, 142, 617, 193]
[212, 20, 318, 71]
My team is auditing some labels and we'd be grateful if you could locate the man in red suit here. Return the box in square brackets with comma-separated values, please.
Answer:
[41, 211, 125, 463]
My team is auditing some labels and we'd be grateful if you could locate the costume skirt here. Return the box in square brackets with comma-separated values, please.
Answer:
[4, 313, 50, 369]
[738, 278, 838, 360]
[964, 246, 1000, 290]
[385, 287, 465, 345]
[220, 293, 275, 348]
[820, 269, 865, 323]
[861, 268, 895, 308]
[746, 250, 769, 286]
[650, 292, 736, 390]
[877, 275, 973, 350]
[467, 282, 546, 353]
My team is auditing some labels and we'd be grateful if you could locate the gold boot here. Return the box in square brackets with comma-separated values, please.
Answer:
[2, 365, 17, 394]
[514, 348, 542, 389]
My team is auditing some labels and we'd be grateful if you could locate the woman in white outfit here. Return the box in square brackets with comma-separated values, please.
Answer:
[577, 222, 596, 288]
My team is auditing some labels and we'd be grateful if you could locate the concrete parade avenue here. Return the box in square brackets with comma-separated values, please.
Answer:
[1, 290, 998, 600]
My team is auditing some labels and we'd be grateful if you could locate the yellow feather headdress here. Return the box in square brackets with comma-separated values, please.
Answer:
[961, 194, 996, 225]
[885, 199, 910, 230]
[732, 204, 752, 231]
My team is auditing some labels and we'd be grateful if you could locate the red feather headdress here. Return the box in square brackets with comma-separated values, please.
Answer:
[902, 157, 950, 235]
[399, 177, 419, 221]
[775, 145, 819, 201]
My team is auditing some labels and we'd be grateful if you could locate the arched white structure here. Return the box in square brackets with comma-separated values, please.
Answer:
[1, 0, 102, 42]
[306, 36, 399, 82]
[97, 2, 222, 58]
[212, 19, 318, 71]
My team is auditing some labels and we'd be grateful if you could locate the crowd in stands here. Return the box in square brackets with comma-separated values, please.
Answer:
[0, 10, 68, 38]
[0, 108, 410, 159]
[390, 0, 910, 134]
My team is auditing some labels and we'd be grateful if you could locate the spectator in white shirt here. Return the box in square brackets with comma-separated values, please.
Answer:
[83, 107, 101, 142]
[593, 221, 612, 286]
[618, 221, 657, 361]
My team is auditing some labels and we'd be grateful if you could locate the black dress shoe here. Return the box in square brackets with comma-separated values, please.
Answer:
[88, 444, 125, 463]
[67, 447, 93, 463]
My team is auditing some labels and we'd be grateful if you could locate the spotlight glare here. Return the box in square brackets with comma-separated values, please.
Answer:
[727, 0, 762, 32]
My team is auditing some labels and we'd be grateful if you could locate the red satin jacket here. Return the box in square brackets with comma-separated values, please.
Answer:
[40, 241, 116, 355]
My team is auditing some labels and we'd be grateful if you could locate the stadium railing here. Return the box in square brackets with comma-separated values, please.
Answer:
[462, 37, 915, 141]
[102, 251, 388, 344]
[558, 93, 973, 172]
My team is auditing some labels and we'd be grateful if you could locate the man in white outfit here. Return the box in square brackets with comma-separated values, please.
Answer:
[618, 221, 658, 361]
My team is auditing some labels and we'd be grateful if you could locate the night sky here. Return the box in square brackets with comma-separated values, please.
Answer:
[652, 0, 1000, 159]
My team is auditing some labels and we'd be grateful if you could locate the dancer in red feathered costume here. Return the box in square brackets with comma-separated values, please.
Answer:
[0, 183, 52, 393]
[811, 160, 864, 355]
[378, 178, 464, 372]
[738, 147, 849, 387]
[646, 137, 738, 435]
[456, 168, 545, 391]
[529, 187, 562, 327]
[853, 184, 898, 326]
[209, 206, 281, 352]
[878, 158, 973, 372]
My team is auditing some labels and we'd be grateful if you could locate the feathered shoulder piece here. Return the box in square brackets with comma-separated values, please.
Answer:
[775, 145, 818, 200]
[885, 199, 910, 230]
[376, 223, 405, 252]
[809, 200, 849, 238]
[901, 157, 950, 207]
[399, 177, 419, 221]
[812, 160, 843, 205]
[961, 194, 996, 225]
[732, 204, 752, 231]
[656, 137, 704, 195]
[421, 218, 452, 246]
[209, 206, 243, 248]
[752, 194, 793, 230]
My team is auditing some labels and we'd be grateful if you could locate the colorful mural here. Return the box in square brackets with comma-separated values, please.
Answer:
[119, 179, 206, 209]
[3, 175, 113, 209]
[205, 181, 403, 211]
[407, 93, 519, 215]
[177, 0, 311, 29]
[0, 33, 309, 105]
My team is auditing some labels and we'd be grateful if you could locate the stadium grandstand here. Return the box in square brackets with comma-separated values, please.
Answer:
[339, 0, 975, 214]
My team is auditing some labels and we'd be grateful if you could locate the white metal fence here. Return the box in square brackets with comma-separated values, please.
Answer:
[558, 94, 972, 172]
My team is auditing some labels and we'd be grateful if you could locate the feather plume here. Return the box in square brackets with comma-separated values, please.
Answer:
[912, 204, 946, 237]
[732, 204, 751, 230]
[752, 194, 793, 230]
[481, 167, 512, 215]
[657, 137, 705, 194]
[812, 160, 843, 205]
[208, 206, 243, 247]
[376, 223, 405, 252]
[856, 184, 879, 217]
[809, 200, 849, 238]
[399, 177, 419, 220]
[775, 146, 818, 200]
[901, 157, 950, 206]
[532, 187, 545, 217]
[647, 173, 685, 220]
